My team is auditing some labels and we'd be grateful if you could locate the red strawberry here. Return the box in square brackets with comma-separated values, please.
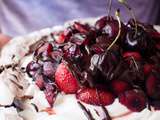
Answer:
[143, 64, 154, 75]
[55, 62, 79, 94]
[146, 73, 160, 99]
[111, 80, 131, 95]
[76, 88, 115, 106]
[123, 52, 142, 61]
[119, 89, 146, 112]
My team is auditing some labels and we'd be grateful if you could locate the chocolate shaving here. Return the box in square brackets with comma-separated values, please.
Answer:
[31, 103, 39, 112]
[20, 95, 33, 100]
[101, 106, 112, 120]
[77, 101, 95, 120]
[10, 79, 23, 90]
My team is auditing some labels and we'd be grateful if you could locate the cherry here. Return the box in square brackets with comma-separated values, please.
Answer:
[42, 60, 58, 77]
[119, 89, 146, 112]
[146, 72, 160, 100]
[122, 26, 150, 53]
[26, 61, 41, 77]
[95, 16, 126, 40]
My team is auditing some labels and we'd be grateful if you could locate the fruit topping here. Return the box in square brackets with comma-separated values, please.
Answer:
[55, 62, 80, 94]
[146, 72, 160, 100]
[25, 4, 160, 111]
[111, 80, 131, 95]
[119, 89, 146, 112]
[76, 87, 115, 106]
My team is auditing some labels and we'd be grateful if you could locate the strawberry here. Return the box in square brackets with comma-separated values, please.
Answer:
[111, 80, 131, 95]
[76, 87, 115, 106]
[55, 62, 79, 94]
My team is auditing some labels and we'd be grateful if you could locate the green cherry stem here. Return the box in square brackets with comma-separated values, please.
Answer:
[131, 56, 139, 71]
[107, 9, 121, 51]
[118, 0, 137, 36]
[107, 0, 112, 16]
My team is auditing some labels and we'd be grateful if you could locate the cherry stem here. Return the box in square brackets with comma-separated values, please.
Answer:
[107, 9, 121, 51]
[131, 56, 139, 71]
[107, 0, 112, 16]
[118, 0, 138, 36]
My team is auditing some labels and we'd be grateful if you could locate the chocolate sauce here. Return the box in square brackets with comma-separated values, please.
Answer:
[77, 101, 95, 120]
[101, 106, 112, 120]
[0, 63, 18, 73]
[94, 109, 100, 116]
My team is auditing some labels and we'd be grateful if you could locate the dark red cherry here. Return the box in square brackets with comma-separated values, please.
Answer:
[42, 60, 58, 77]
[122, 26, 151, 54]
[63, 43, 83, 60]
[119, 89, 146, 112]
[95, 16, 126, 40]
[146, 72, 160, 100]
[89, 49, 120, 79]
[26, 61, 41, 77]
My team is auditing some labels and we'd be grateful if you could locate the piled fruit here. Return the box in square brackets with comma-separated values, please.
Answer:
[26, 12, 160, 112]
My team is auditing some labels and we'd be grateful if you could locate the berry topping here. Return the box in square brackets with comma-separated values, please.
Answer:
[26, 61, 41, 77]
[119, 89, 146, 112]
[111, 80, 131, 95]
[76, 87, 115, 106]
[55, 62, 79, 94]
[146, 72, 160, 100]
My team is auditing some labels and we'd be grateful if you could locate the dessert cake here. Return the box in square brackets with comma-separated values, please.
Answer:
[0, 2, 160, 120]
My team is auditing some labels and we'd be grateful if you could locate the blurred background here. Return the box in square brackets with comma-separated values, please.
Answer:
[0, 0, 159, 37]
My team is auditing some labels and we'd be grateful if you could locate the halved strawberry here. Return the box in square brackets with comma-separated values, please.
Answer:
[55, 62, 79, 94]
[76, 87, 115, 106]
[111, 80, 131, 95]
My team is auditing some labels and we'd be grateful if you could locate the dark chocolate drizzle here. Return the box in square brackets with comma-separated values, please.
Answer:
[0, 63, 18, 73]
[77, 101, 95, 120]
[101, 106, 112, 120]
